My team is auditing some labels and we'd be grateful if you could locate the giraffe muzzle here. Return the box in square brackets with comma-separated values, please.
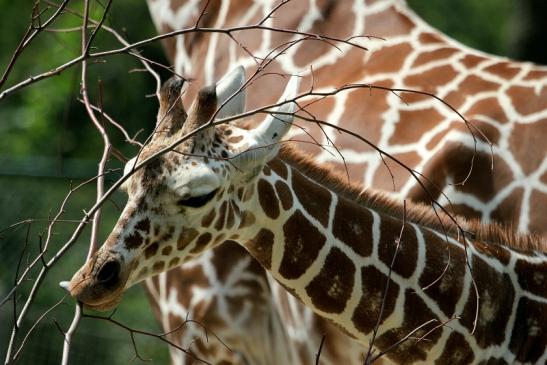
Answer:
[62, 251, 130, 311]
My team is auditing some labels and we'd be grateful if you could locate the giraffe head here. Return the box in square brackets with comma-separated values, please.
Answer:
[63, 67, 300, 310]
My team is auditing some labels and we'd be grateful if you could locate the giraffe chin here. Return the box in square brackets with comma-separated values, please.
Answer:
[81, 293, 124, 312]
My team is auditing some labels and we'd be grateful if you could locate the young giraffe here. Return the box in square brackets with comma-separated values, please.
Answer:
[65, 74, 547, 364]
[144, 0, 547, 362]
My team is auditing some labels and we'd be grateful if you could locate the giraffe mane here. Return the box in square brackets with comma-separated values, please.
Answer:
[276, 144, 546, 253]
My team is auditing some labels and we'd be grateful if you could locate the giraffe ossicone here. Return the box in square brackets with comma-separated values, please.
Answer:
[65, 67, 547, 364]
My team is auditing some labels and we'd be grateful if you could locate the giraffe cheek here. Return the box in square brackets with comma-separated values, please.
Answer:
[176, 228, 199, 252]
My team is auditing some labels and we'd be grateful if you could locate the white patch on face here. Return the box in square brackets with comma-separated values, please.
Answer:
[168, 160, 221, 198]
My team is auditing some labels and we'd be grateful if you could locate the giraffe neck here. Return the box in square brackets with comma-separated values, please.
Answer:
[231, 147, 547, 364]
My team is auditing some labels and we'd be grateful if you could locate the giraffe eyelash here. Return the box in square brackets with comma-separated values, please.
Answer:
[177, 189, 218, 208]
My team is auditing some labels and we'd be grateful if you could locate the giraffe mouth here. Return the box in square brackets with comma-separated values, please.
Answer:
[63, 254, 131, 312]
[81, 292, 125, 312]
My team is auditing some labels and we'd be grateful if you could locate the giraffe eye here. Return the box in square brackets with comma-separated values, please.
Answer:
[178, 189, 218, 208]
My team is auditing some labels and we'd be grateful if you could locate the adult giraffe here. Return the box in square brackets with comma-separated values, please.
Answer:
[141, 0, 547, 363]
[64, 75, 547, 364]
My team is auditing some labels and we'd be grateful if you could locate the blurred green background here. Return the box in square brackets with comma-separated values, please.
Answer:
[0, 0, 545, 364]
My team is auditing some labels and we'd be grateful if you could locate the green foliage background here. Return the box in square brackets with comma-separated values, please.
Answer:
[0, 0, 542, 364]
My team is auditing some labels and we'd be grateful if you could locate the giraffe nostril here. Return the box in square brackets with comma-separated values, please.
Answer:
[97, 260, 121, 288]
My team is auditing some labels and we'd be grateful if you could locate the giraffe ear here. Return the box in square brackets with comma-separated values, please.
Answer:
[232, 75, 300, 171]
[251, 75, 300, 146]
[215, 65, 246, 119]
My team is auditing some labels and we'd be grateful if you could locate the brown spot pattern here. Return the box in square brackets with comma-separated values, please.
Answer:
[214, 201, 227, 230]
[274, 180, 293, 210]
[461, 256, 515, 348]
[257, 179, 280, 219]
[145, 242, 159, 259]
[305, 247, 355, 314]
[375, 289, 441, 364]
[125, 231, 143, 249]
[352, 266, 400, 334]
[246, 229, 275, 269]
[201, 208, 216, 227]
[418, 229, 466, 317]
[434, 332, 474, 364]
[177, 228, 198, 250]
[135, 218, 150, 233]
[190, 232, 212, 254]
[291, 169, 331, 227]
[239, 211, 255, 228]
[152, 261, 165, 272]
[332, 197, 373, 257]
[378, 219, 418, 278]
[268, 159, 288, 179]
[509, 297, 547, 363]
[514, 259, 547, 297]
[279, 211, 326, 279]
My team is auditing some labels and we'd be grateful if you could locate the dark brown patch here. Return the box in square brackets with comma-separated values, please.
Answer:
[509, 297, 547, 363]
[225, 203, 235, 229]
[239, 210, 255, 228]
[352, 266, 400, 334]
[528, 189, 547, 237]
[242, 184, 254, 203]
[477, 359, 509, 365]
[246, 228, 275, 269]
[375, 289, 441, 364]
[460, 256, 515, 348]
[190, 232, 212, 254]
[279, 211, 326, 279]
[144, 242, 159, 259]
[378, 218, 418, 278]
[268, 159, 288, 179]
[201, 208, 216, 227]
[214, 201, 227, 230]
[305, 247, 355, 314]
[168, 257, 180, 267]
[275, 180, 293, 210]
[514, 259, 547, 297]
[177, 228, 199, 250]
[434, 332, 474, 364]
[125, 231, 143, 249]
[134, 218, 150, 233]
[332, 197, 373, 257]
[152, 261, 165, 272]
[418, 229, 466, 317]
[161, 245, 173, 256]
[257, 179, 280, 219]
[292, 168, 331, 227]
